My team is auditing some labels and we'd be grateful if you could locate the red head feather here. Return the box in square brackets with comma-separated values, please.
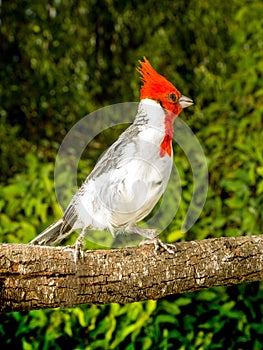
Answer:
[137, 57, 193, 157]
[137, 57, 181, 112]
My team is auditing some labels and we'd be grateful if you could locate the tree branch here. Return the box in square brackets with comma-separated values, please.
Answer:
[1, 235, 263, 313]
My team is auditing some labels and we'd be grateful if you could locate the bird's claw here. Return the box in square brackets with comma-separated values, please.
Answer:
[139, 237, 176, 254]
[73, 238, 85, 263]
[62, 243, 84, 264]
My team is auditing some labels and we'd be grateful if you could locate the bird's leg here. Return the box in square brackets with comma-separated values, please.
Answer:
[73, 228, 87, 263]
[125, 225, 176, 254]
[125, 224, 159, 239]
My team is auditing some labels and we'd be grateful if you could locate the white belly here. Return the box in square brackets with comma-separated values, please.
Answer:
[76, 142, 172, 233]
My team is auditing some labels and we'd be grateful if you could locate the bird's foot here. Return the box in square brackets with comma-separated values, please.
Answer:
[62, 243, 84, 263]
[125, 225, 159, 239]
[73, 237, 85, 263]
[139, 237, 176, 255]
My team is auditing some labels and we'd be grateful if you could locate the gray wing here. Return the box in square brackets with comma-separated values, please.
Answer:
[62, 204, 78, 232]
[87, 123, 141, 181]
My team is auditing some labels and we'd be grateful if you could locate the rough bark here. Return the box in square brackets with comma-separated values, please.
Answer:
[1, 235, 263, 313]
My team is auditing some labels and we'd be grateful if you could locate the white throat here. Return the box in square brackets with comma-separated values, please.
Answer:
[137, 98, 166, 131]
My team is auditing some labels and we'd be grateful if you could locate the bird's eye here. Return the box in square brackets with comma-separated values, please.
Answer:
[168, 93, 178, 103]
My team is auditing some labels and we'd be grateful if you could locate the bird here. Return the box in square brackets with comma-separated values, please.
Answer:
[30, 57, 193, 257]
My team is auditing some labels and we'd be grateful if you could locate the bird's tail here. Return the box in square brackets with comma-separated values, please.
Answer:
[30, 218, 71, 246]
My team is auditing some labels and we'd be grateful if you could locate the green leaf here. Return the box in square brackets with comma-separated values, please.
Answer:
[224, 197, 244, 209]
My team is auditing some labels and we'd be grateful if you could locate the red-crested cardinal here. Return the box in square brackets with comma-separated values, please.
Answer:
[30, 57, 193, 255]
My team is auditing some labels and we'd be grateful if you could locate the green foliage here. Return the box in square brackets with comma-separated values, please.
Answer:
[1, 284, 263, 349]
[190, 0, 263, 241]
[0, 153, 62, 243]
[1, 0, 263, 348]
